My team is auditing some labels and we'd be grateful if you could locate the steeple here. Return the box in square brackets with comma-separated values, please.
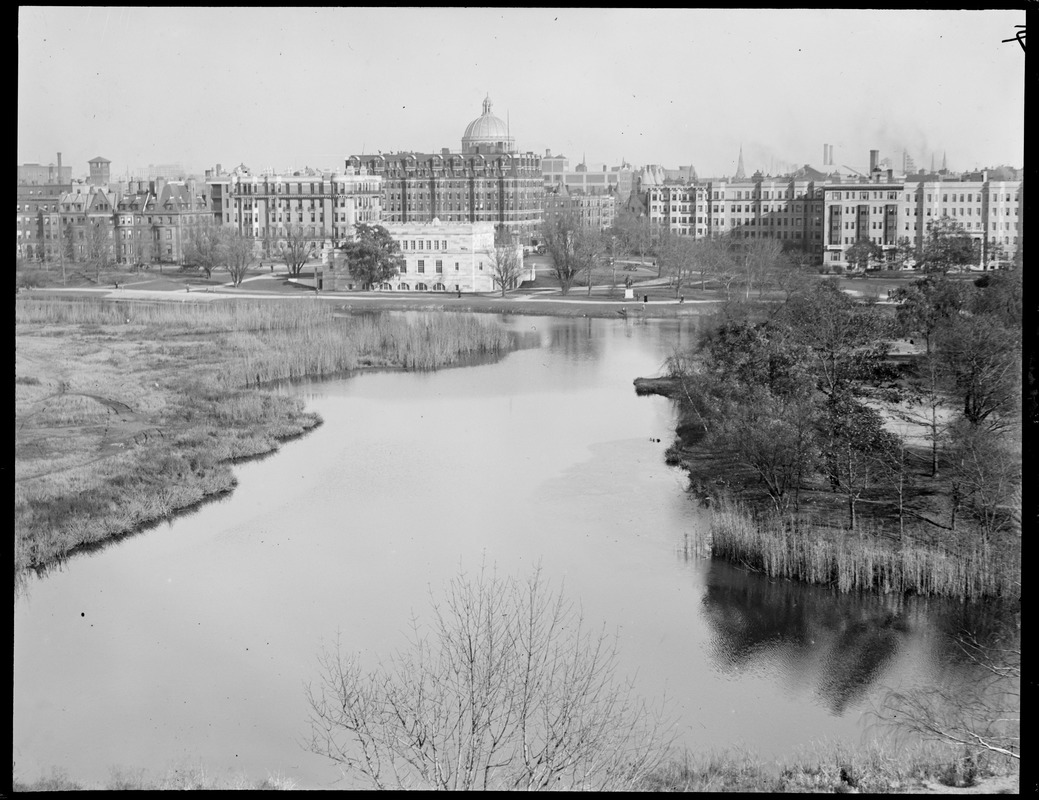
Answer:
[482, 94, 493, 115]
[942, 151, 947, 172]
[734, 145, 746, 180]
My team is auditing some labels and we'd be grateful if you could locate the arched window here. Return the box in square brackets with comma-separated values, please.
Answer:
[433, 283, 446, 291]
[398, 283, 410, 291]
[380, 282, 393, 291]
[415, 283, 428, 291]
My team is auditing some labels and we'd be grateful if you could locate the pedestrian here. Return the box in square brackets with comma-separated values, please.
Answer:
[457, 288, 461, 298]
[679, 295, 684, 304]
[643, 294, 648, 304]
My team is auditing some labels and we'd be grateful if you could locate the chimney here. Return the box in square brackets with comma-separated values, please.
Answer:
[870, 150, 879, 173]
[887, 168, 893, 182]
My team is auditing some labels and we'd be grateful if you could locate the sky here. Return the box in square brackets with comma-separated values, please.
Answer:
[18, 7, 1027, 180]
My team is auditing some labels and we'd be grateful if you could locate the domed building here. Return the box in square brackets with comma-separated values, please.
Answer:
[461, 94, 515, 154]
[347, 94, 544, 249]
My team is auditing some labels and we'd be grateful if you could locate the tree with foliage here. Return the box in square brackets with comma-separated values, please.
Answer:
[342, 223, 403, 290]
[541, 212, 603, 295]
[222, 230, 257, 287]
[486, 229, 524, 297]
[611, 208, 652, 267]
[305, 564, 672, 791]
[819, 396, 902, 530]
[182, 222, 223, 279]
[947, 421, 1021, 544]
[780, 280, 895, 401]
[893, 235, 919, 270]
[936, 313, 1021, 433]
[845, 237, 883, 274]
[920, 216, 979, 274]
[892, 274, 969, 355]
[276, 223, 320, 277]
[86, 220, 114, 284]
[971, 263, 1022, 328]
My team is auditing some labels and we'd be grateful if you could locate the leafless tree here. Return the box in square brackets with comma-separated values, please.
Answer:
[877, 629, 1019, 764]
[486, 230, 524, 297]
[276, 224, 319, 277]
[182, 221, 223, 279]
[541, 213, 603, 296]
[223, 230, 257, 287]
[306, 564, 673, 791]
[86, 220, 114, 284]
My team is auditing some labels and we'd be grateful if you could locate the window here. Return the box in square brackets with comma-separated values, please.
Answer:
[435, 260, 443, 273]
[417, 260, 425, 273]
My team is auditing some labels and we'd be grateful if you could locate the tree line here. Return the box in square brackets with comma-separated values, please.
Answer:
[664, 264, 1021, 544]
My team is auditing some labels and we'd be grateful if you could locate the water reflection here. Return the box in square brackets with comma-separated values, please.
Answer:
[698, 558, 1017, 719]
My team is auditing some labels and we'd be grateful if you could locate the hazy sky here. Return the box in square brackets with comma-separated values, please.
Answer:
[18, 7, 1026, 179]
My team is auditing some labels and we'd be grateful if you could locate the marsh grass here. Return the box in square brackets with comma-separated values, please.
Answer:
[640, 738, 1017, 793]
[16, 297, 517, 575]
[704, 499, 1020, 601]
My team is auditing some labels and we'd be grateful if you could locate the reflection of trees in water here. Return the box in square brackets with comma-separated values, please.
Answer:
[547, 318, 602, 361]
[701, 559, 911, 715]
[699, 559, 1019, 719]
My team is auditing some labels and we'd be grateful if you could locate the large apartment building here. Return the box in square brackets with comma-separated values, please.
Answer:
[347, 95, 544, 245]
[641, 150, 1021, 270]
[214, 164, 382, 257]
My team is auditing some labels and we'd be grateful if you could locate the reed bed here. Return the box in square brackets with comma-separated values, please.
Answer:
[16, 295, 334, 333]
[704, 500, 1020, 602]
[228, 311, 513, 385]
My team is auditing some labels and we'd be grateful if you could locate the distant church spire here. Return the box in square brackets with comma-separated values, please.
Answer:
[942, 151, 947, 172]
[734, 145, 746, 180]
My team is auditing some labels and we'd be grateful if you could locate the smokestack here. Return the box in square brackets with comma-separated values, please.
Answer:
[870, 150, 879, 173]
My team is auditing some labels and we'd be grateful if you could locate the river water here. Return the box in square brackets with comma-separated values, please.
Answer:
[12, 313, 1015, 789]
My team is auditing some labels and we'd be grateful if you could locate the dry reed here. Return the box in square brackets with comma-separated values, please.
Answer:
[704, 499, 1019, 601]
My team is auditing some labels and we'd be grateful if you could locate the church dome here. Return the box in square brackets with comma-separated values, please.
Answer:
[462, 94, 515, 153]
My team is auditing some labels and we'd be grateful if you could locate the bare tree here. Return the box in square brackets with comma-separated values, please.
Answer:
[223, 230, 257, 287]
[877, 629, 1019, 765]
[541, 212, 603, 296]
[740, 238, 783, 299]
[486, 230, 524, 297]
[182, 222, 223, 279]
[86, 220, 114, 284]
[306, 564, 673, 791]
[277, 224, 319, 277]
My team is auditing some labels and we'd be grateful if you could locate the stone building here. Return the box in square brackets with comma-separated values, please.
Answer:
[323, 219, 530, 294]
[347, 95, 544, 245]
[215, 164, 382, 259]
[17, 153, 73, 261]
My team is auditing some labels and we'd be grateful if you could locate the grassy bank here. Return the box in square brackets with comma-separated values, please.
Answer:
[15, 296, 515, 577]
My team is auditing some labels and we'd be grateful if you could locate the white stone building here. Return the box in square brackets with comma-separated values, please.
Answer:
[373, 219, 529, 293]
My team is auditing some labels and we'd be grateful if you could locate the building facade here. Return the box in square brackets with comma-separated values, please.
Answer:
[216, 164, 382, 258]
[17, 153, 73, 260]
[544, 186, 617, 232]
[639, 150, 1022, 270]
[348, 96, 544, 245]
[324, 219, 531, 293]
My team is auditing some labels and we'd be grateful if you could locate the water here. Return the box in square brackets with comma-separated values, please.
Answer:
[13, 313, 1014, 789]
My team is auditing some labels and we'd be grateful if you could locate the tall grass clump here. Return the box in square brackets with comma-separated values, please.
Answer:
[228, 311, 514, 385]
[706, 500, 1020, 602]
[16, 294, 335, 333]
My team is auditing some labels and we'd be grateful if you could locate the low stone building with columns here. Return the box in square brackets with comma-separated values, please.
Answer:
[323, 219, 529, 293]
